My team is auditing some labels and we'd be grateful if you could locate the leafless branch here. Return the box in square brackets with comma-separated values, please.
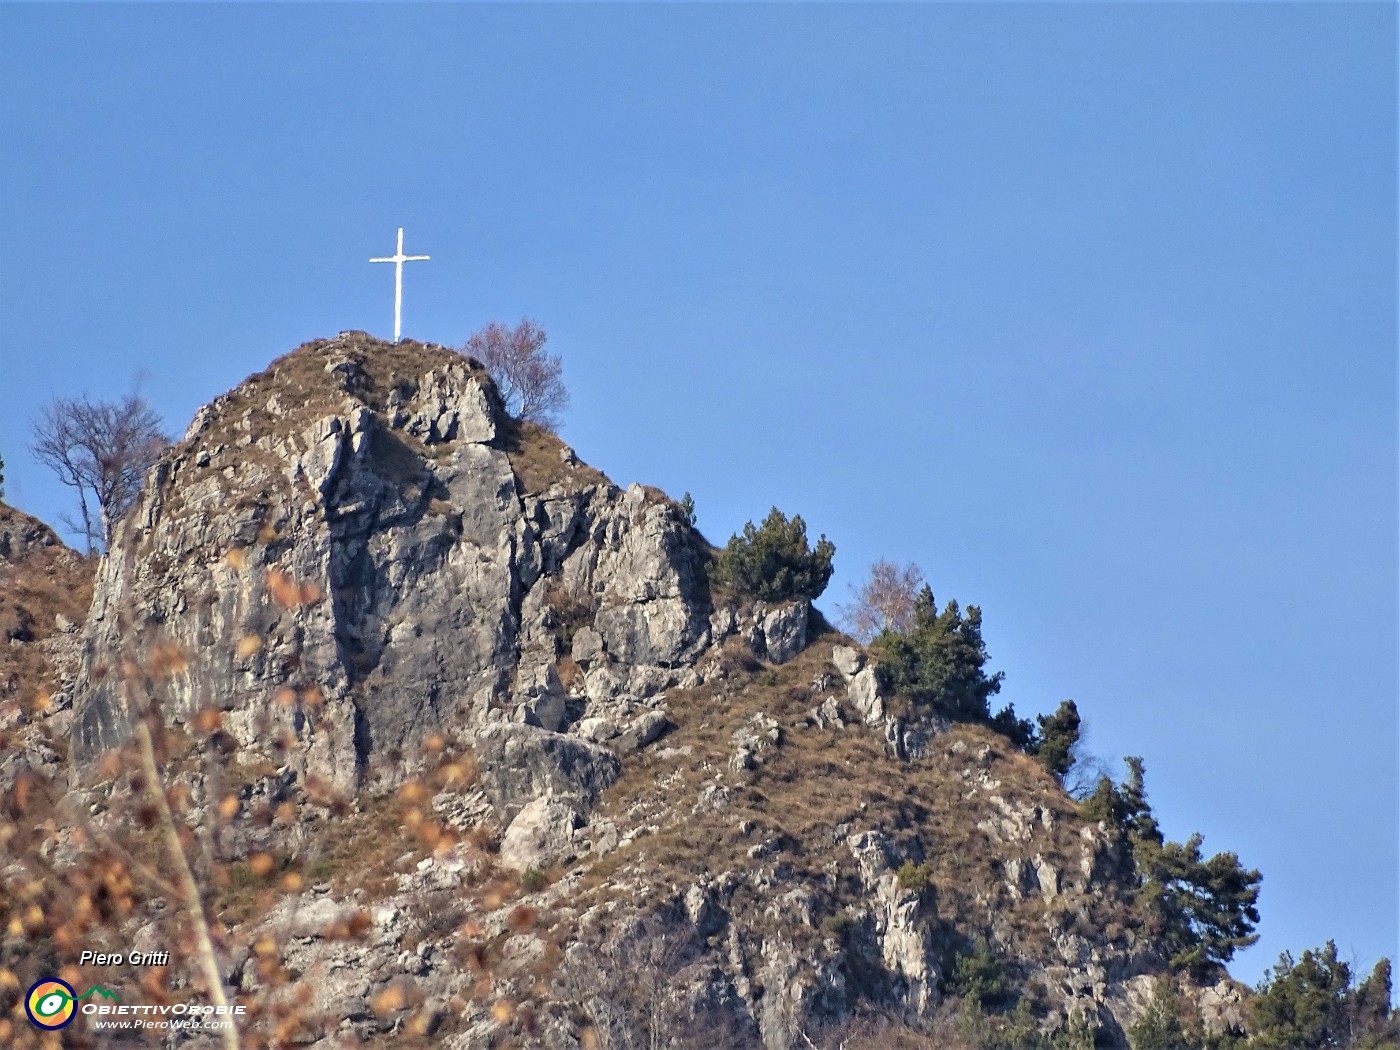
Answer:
[462, 319, 569, 433]
[29, 391, 167, 553]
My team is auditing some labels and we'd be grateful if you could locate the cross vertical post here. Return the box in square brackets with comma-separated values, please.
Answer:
[370, 227, 430, 343]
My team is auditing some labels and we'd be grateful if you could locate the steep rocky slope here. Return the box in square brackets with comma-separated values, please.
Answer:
[5, 334, 1249, 1048]
[0, 502, 92, 787]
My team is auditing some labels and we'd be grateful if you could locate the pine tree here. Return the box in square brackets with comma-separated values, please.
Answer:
[1249, 942, 1352, 1049]
[1116, 759, 1260, 973]
[711, 507, 835, 602]
[1085, 758, 1261, 975]
[1121, 756, 1164, 846]
[1034, 699, 1081, 778]
[873, 586, 1005, 722]
[1248, 945, 1399, 1048]
[1079, 775, 1128, 825]
[1351, 958, 1400, 1048]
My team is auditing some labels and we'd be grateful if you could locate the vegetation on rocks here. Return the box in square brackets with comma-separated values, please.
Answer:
[1248, 943, 1398, 1050]
[712, 506, 835, 602]
[1032, 699, 1081, 779]
[0, 334, 1391, 1050]
[871, 584, 1005, 722]
[461, 318, 568, 433]
[1082, 756, 1262, 975]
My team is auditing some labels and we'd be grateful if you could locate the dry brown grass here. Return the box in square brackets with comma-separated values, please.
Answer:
[565, 632, 1133, 970]
[494, 414, 606, 497]
[0, 521, 94, 711]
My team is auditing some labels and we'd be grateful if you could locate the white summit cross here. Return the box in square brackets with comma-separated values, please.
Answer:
[369, 226, 430, 343]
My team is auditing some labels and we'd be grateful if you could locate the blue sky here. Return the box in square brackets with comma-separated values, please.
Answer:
[1, 4, 1395, 989]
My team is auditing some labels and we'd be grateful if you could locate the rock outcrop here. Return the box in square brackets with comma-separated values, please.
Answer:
[70, 334, 759, 796]
[0, 502, 91, 718]
[8, 334, 1248, 1049]
[0, 501, 71, 565]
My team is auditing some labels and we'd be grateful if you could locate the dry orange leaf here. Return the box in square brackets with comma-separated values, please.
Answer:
[266, 569, 305, 608]
[440, 761, 472, 786]
[150, 643, 189, 677]
[372, 986, 407, 1015]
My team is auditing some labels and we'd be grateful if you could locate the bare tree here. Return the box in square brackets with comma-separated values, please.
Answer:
[836, 560, 924, 644]
[462, 319, 569, 432]
[29, 391, 168, 553]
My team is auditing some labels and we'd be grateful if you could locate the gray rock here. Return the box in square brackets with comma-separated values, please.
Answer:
[514, 664, 569, 732]
[831, 645, 864, 680]
[618, 710, 671, 752]
[0, 502, 68, 563]
[760, 601, 809, 665]
[570, 626, 603, 664]
[732, 712, 781, 770]
[809, 696, 846, 729]
[847, 666, 887, 725]
[572, 716, 620, 743]
[499, 795, 581, 870]
[516, 691, 568, 733]
[474, 722, 620, 823]
[68, 335, 718, 796]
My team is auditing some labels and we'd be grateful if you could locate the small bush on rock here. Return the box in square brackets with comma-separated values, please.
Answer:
[947, 936, 1010, 1009]
[822, 911, 854, 937]
[895, 860, 934, 894]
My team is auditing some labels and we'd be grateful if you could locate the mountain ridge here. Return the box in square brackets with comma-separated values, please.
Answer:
[3, 333, 1266, 1048]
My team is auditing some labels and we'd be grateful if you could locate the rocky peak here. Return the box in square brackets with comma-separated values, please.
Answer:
[70, 333, 794, 794]
[21, 334, 1245, 1048]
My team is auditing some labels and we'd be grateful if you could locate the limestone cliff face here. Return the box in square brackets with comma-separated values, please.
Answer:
[71, 333, 753, 793]
[50, 334, 1240, 1049]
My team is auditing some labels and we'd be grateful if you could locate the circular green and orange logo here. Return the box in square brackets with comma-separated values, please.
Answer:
[26, 978, 77, 1029]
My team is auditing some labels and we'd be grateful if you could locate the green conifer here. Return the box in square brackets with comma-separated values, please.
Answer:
[711, 507, 835, 602]
[1034, 699, 1081, 778]
[873, 586, 1005, 722]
